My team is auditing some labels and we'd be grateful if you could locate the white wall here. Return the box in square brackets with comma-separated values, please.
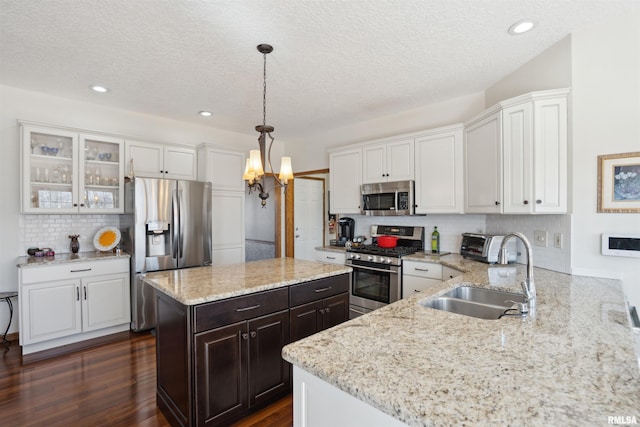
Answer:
[287, 92, 485, 172]
[0, 84, 256, 334]
[485, 36, 573, 107]
[570, 13, 640, 308]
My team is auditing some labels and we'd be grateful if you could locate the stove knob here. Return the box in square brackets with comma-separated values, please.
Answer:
[355, 254, 361, 260]
[386, 258, 393, 264]
[367, 256, 373, 261]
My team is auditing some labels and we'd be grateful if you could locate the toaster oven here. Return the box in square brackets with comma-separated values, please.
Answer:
[460, 233, 517, 264]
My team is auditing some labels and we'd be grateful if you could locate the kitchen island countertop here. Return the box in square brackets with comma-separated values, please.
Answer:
[142, 257, 351, 305]
[283, 259, 640, 426]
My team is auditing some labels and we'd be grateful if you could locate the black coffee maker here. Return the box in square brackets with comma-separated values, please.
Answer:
[332, 217, 355, 246]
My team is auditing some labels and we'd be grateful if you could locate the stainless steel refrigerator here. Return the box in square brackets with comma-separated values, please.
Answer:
[120, 177, 212, 331]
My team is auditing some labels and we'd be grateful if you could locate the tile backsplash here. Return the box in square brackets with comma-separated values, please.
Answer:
[20, 214, 119, 256]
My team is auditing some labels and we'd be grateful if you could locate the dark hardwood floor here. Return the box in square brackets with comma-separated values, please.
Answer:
[0, 332, 293, 427]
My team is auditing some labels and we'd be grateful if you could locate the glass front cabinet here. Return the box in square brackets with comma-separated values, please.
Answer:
[21, 123, 125, 214]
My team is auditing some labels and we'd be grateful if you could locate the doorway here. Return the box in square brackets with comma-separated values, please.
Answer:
[283, 169, 330, 258]
[293, 177, 325, 261]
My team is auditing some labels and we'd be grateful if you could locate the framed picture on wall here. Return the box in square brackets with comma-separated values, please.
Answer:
[597, 151, 640, 213]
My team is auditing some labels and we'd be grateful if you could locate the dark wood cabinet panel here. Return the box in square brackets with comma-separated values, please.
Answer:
[194, 288, 288, 333]
[156, 292, 191, 427]
[289, 275, 349, 307]
[322, 293, 349, 330]
[195, 322, 248, 426]
[290, 300, 323, 342]
[248, 310, 290, 407]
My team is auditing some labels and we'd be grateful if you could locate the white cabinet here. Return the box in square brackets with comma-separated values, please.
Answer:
[464, 88, 569, 214]
[531, 96, 568, 213]
[414, 125, 464, 214]
[126, 140, 197, 180]
[502, 91, 568, 213]
[362, 138, 414, 183]
[211, 191, 245, 265]
[293, 366, 406, 427]
[464, 110, 503, 213]
[329, 147, 362, 214]
[442, 265, 464, 281]
[20, 123, 125, 214]
[315, 249, 346, 265]
[18, 258, 131, 355]
[197, 144, 246, 191]
[502, 103, 533, 213]
[197, 144, 247, 265]
[402, 261, 442, 298]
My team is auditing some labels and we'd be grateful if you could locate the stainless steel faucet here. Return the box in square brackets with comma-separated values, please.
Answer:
[498, 232, 536, 319]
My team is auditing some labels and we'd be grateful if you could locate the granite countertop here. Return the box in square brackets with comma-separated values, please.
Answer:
[16, 251, 130, 268]
[142, 257, 352, 306]
[283, 260, 640, 426]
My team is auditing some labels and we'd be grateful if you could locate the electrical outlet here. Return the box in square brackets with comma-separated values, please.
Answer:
[534, 230, 547, 247]
[554, 233, 563, 249]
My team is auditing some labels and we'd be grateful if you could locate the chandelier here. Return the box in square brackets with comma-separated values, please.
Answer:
[243, 43, 293, 207]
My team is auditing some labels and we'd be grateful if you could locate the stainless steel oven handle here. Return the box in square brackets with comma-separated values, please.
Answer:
[351, 265, 399, 274]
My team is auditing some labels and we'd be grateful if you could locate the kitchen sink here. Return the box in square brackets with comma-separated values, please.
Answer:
[420, 286, 526, 320]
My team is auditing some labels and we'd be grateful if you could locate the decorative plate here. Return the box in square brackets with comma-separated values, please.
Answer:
[93, 226, 121, 251]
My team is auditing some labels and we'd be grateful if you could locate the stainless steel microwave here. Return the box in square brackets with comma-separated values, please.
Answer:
[360, 180, 415, 216]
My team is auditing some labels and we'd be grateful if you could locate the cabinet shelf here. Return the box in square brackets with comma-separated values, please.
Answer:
[21, 123, 125, 214]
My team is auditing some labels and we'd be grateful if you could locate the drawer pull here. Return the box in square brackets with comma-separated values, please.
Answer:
[235, 304, 260, 312]
[70, 268, 92, 273]
[414, 268, 430, 272]
[325, 256, 336, 260]
[314, 286, 332, 293]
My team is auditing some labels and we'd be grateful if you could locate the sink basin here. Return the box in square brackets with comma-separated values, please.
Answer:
[420, 286, 526, 320]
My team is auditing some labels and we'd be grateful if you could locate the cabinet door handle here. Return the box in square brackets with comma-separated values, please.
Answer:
[325, 307, 331, 313]
[536, 199, 542, 204]
[71, 268, 92, 273]
[319, 308, 325, 314]
[160, 170, 164, 173]
[76, 286, 80, 301]
[495, 201, 501, 206]
[523, 200, 529, 205]
[314, 286, 332, 293]
[250, 331, 257, 338]
[242, 333, 249, 340]
[414, 289, 421, 293]
[235, 304, 260, 312]
[83, 286, 87, 300]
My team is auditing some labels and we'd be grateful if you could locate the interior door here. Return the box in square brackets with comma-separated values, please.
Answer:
[294, 178, 324, 261]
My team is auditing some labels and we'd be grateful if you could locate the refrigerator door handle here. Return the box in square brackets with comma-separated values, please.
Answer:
[177, 187, 184, 261]
[172, 186, 180, 260]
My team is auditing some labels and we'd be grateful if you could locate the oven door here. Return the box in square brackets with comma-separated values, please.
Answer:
[348, 260, 401, 313]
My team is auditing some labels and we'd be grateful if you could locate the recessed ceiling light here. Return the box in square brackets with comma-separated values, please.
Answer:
[90, 85, 109, 93]
[508, 20, 536, 35]
[199, 111, 213, 117]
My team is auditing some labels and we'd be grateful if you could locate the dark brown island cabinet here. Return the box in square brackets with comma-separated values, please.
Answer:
[155, 273, 350, 427]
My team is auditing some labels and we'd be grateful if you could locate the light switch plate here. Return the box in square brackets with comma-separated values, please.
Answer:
[534, 230, 547, 247]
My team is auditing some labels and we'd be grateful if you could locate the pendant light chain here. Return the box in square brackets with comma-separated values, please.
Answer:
[262, 51, 267, 128]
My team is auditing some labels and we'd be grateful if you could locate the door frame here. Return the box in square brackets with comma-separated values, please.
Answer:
[281, 169, 329, 258]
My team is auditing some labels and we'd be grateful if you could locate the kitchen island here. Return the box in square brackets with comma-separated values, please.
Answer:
[282, 256, 640, 426]
[142, 257, 351, 427]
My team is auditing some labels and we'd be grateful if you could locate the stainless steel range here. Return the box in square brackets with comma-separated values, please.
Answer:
[346, 225, 425, 318]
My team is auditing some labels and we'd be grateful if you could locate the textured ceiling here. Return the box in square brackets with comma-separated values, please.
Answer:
[1, 0, 638, 142]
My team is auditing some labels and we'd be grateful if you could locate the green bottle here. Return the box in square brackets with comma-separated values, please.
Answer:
[431, 226, 440, 253]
